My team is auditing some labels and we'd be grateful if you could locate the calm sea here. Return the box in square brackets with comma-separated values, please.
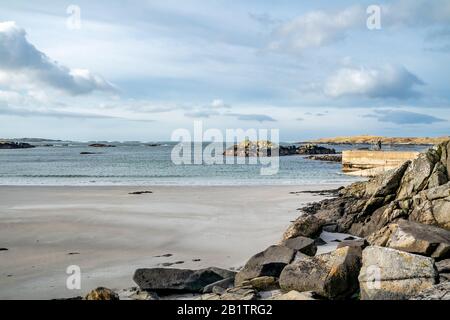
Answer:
[0, 142, 428, 186]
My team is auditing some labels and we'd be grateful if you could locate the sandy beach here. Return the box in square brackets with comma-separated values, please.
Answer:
[0, 184, 342, 300]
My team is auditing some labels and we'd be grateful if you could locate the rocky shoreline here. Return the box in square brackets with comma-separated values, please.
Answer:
[77, 140, 450, 300]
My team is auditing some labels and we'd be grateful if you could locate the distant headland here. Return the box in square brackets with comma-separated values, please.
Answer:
[305, 135, 450, 145]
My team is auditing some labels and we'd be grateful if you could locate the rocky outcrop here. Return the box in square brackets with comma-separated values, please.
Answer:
[133, 267, 236, 293]
[223, 141, 336, 157]
[367, 220, 450, 259]
[279, 246, 362, 299]
[358, 246, 437, 300]
[234, 245, 295, 286]
[288, 141, 450, 242]
[0, 142, 35, 149]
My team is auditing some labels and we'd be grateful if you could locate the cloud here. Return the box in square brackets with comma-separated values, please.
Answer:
[324, 65, 424, 99]
[210, 99, 231, 109]
[363, 110, 446, 124]
[0, 21, 116, 95]
[184, 110, 220, 118]
[267, 1, 450, 54]
[268, 6, 364, 53]
[225, 113, 276, 122]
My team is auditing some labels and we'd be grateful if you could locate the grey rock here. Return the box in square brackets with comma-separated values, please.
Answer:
[279, 246, 362, 299]
[202, 277, 234, 294]
[397, 150, 440, 200]
[282, 236, 317, 256]
[384, 220, 450, 259]
[410, 282, 450, 300]
[359, 246, 438, 300]
[282, 215, 324, 241]
[235, 245, 295, 286]
[219, 286, 258, 300]
[436, 259, 450, 273]
[241, 276, 279, 291]
[337, 239, 368, 250]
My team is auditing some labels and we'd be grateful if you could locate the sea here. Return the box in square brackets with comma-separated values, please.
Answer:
[0, 141, 429, 186]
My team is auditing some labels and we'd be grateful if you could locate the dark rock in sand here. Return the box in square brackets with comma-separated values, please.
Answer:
[235, 245, 295, 286]
[85, 287, 119, 300]
[129, 191, 153, 195]
[281, 236, 317, 256]
[279, 246, 362, 299]
[133, 267, 235, 293]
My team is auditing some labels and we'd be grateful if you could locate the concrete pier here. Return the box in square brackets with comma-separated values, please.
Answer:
[342, 150, 419, 177]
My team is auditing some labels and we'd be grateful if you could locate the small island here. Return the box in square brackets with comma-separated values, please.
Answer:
[223, 140, 336, 157]
[0, 141, 35, 149]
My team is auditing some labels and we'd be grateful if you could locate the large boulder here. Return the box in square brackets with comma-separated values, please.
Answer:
[279, 246, 362, 299]
[133, 267, 235, 293]
[358, 246, 437, 300]
[368, 220, 450, 259]
[281, 236, 317, 256]
[282, 215, 324, 241]
[235, 245, 295, 286]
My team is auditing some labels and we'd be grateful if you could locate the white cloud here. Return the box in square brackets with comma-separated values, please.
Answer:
[210, 99, 230, 108]
[324, 65, 424, 99]
[268, 6, 364, 53]
[268, 1, 450, 54]
[0, 21, 116, 95]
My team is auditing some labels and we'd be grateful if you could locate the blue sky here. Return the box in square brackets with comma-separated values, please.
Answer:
[0, 0, 449, 141]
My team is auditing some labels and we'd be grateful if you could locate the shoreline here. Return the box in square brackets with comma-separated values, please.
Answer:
[0, 184, 345, 300]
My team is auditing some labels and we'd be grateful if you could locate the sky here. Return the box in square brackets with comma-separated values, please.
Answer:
[0, 0, 449, 141]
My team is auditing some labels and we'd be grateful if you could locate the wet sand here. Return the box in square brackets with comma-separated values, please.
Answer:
[0, 184, 343, 299]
